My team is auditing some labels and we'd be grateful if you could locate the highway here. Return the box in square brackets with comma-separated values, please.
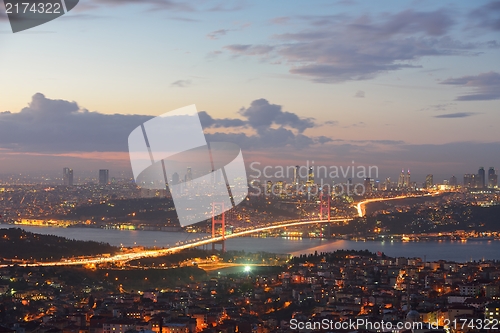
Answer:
[355, 192, 437, 217]
[0, 217, 351, 268]
[2, 192, 442, 268]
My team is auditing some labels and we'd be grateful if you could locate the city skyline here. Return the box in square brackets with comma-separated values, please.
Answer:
[52, 164, 499, 189]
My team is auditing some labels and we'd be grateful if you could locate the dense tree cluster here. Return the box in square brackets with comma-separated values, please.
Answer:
[0, 228, 117, 261]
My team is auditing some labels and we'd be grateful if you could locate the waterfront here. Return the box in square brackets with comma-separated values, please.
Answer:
[1, 224, 499, 262]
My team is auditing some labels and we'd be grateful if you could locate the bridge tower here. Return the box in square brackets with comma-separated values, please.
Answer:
[319, 191, 331, 222]
[211, 202, 226, 253]
[319, 191, 331, 238]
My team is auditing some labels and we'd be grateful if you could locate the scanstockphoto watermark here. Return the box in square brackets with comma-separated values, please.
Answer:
[248, 160, 379, 197]
[289, 318, 431, 331]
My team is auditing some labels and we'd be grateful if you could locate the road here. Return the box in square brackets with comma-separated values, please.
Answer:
[355, 192, 437, 217]
[0, 218, 350, 268]
[2, 192, 440, 267]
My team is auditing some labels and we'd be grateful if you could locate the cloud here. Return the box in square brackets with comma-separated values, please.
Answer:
[198, 111, 246, 128]
[224, 44, 275, 56]
[0, 93, 152, 153]
[2, 95, 499, 178]
[270, 16, 290, 25]
[221, 9, 487, 83]
[207, 29, 231, 40]
[206, 1, 246, 12]
[434, 112, 476, 118]
[342, 121, 366, 128]
[171, 79, 192, 87]
[73, 0, 247, 14]
[354, 90, 365, 98]
[205, 128, 329, 150]
[468, 1, 500, 32]
[440, 71, 500, 101]
[91, 0, 194, 11]
[324, 120, 339, 126]
[239, 99, 315, 133]
[0, 94, 326, 154]
[418, 103, 456, 112]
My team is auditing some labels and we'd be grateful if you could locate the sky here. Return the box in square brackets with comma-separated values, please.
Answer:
[0, 0, 499, 183]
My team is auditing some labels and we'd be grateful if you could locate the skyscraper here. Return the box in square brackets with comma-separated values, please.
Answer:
[464, 174, 472, 188]
[478, 167, 486, 189]
[449, 175, 457, 187]
[63, 167, 73, 186]
[364, 178, 372, 194]
[293, 165, 299, 186]
[405, 170, 411, 188]
[186, 167, 193, 182]
[266, 180, 272, 195]
[488, 167, 497, 188]
[99, 169, 109, 185]
[385, 177, 391, 191]
[425, 174, 433, 189]
[307, 167, 314, 185]
[398, 169, 405, 188]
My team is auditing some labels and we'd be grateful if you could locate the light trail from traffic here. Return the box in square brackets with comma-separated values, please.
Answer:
[355, 192, 437, 217]
[0, 218, 350, 268]
[2, 192, 443, 268]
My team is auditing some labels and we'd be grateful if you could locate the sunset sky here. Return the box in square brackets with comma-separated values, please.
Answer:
[0, 0, 499, 182]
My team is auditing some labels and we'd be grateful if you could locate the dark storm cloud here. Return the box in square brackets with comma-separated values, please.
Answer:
[434, 112, 476, 119]
[222, 9, 486, 83]
[440, 72, 500, 101]
[0, 94, 325, 153]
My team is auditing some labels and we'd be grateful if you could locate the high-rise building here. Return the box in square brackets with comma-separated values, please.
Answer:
[307, 167, 314, 185]
[488, 167, 497, 188]
[293, 165, 300, 186]
[266, 180, 272, 195]
[478, 167, 486, 189]
[398, 169, 405, 188]
[385, 177, 391, 191]
[171, 172, 180, 185]
[99, 169, 109, 185]
[275, 181, 283, 194]
[186, 167, 193, 182]
[449, 175, 457, 187]
[63, 167, 74, 186]
[406, 170, 411, 188]
[425, 174, 433, 189]
[464, 174, 473, 188]
[364, 178, 372, 194]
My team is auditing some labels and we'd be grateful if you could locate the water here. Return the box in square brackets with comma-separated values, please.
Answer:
[1, 224, 499, 262]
